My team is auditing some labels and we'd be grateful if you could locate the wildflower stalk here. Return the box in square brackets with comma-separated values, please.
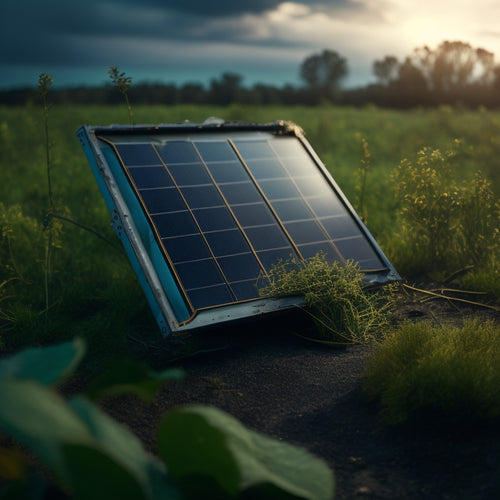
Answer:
[108, 66, 134, 125]
[356, 137, 370, 222]
[38, 73, 55, 315]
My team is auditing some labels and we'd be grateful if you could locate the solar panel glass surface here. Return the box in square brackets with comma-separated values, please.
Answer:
[104, 131, 387, 313]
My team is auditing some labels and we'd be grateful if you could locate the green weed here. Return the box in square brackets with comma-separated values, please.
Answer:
[108, 66, 134, 125]
[390, 144, 500, 290]
[259, 253, 396, 344]
[363, 319, 500, 426]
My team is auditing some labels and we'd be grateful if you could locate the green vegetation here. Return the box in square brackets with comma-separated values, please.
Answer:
[259, 255, 395, 344]
[363, 319, 500, 427]
[0, 339, 334, 499]
[390, 145, 499, 279]
[0, 103, 498, 354]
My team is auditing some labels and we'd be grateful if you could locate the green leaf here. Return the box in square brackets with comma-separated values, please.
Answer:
[0, 338, 85, 386]
[68, 396, 180, 500]
[86, 359, 184, 401]
[158, 405, 335, 500]
[158, 408, 240, 499]
[0, 380, 92, 482]
[62, 445, 147, 500]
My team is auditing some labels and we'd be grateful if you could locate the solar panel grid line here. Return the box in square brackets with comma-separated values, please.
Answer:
[102, 137, 206, 319]
[226, 138, 304, 262]
[274, 136, 388, 272]
[265, 137, 348, 265]
[291, 134, 390, 272]
[190, 141, 273, 281]
[110, 137, 274, 314]
[151, 142, 245, 310]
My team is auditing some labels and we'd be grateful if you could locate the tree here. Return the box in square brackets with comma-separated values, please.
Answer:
[373, 55, 399, 85]
[209, 72, 243, 105]
[411, 41, 495, 94]
[300, 49, 348, 100]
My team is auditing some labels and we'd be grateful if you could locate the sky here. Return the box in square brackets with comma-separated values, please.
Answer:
[2, 0, 500, 90]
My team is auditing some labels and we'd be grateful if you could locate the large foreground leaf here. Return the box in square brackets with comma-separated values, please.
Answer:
[0, 337, 85, 385]
[0, 381, 179, 499]
[158, 405, 335, 500]
[86, 359, 184, 401]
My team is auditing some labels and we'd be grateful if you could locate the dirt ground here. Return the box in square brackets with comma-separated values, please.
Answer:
[103, 289, 500, 499]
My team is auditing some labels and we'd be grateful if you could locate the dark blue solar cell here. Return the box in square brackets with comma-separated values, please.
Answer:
[206, 161, 249, 183]
[162, 234, 211, 263]
[195, 141, 238, 162]
[231, 203, 276, 227]
[140, 187, 186, 214]
[280, 157, 317, 176]
[176, 258, 225, 290]
[284, 220, 326, 245]
[245, 159, 286, 179]
[230, 280, 260, 301]
[127, 166, 173, 190]
[186, 284, 234, 309]
[269, 137, 305, 157]
[218, 253, 262, 282]
[259, 178, 301, 200]
[115, 143, 161, 166]
[167, 163, 212, 186]
[297, 176, 332, 198]
[245, 225, 290, 251]
[180, 184, 223, 209]
[306, 194, 345, 218]
[334, 237, 382, 268]
[233, 140, 274, 160]
[219, 182, 262, 205]
[272, 198, 313, 222]
[205, 229, 250, 257]
[257, 248, 296, 270]
[298, 242, 342, 262]
[320, 215, 360, 240]
[153, 211, 198, 237]
[192, 206, 237, 232]
[157, 141, 200, 164]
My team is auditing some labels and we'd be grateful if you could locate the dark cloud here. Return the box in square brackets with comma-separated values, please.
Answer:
[0, 0, 370, 68]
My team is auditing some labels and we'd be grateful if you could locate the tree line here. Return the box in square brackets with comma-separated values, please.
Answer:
[2, 40, 500, 108]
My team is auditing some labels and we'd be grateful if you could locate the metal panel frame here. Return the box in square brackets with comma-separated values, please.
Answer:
[77, 120, 400, 337]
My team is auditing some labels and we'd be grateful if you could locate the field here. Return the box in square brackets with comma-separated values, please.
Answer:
[0, 103, 499, 498]
[1, 103, 499, 352]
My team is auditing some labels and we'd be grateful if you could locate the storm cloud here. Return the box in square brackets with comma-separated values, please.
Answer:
[2, 0, 500, 89]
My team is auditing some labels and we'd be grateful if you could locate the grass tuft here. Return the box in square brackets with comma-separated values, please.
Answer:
[259, 253, 395, 344]
[363, 319, 500, 427]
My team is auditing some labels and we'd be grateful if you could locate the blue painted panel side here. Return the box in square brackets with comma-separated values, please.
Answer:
[76, 127, 191, 334]
[99, 144, 191, 323]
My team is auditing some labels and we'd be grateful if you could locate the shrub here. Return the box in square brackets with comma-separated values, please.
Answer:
[259, 253, 395, 344]
[363, 319, 500, 426]
[390, 146, 500, 285]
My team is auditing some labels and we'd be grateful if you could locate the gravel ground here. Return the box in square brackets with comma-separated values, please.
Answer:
[102, 297, 500, 500]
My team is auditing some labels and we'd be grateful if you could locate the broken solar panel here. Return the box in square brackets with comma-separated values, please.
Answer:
[77, 120, 400, 336]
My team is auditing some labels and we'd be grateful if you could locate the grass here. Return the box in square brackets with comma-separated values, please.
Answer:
[363, 319, 500, 427]
[0, 102, 499, 359]
[259, 254, 396, 344]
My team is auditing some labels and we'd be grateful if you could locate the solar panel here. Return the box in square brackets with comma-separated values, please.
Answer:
[77, 120, 400, 336]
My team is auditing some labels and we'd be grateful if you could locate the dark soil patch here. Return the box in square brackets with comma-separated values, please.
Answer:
[101, 293, 500, 499]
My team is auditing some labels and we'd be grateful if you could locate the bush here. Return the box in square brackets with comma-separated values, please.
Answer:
[390, 146, 500, 286]
[363, 319, 500, 426]
[259, 253, 395, 344]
